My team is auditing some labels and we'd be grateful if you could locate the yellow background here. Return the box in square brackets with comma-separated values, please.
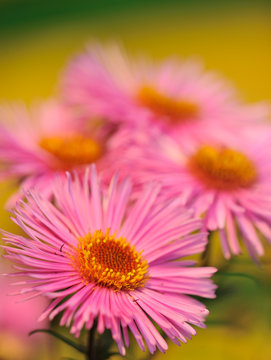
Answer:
[0, 1, 270, 359]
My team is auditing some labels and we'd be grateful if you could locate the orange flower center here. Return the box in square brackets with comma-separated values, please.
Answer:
[39, 135, 102, 168]
[72, 229, 148, 291]
[188, 145, 257, 190]
[137, 85, 199, 123]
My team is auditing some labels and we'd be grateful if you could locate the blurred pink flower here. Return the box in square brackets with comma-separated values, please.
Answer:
[2, 166, 216, 355]
[0, 267, 48, 339]
[114, 129, 271, 260]
[0, 100, 125, 206]
[0, 262, 48, 360]
[61, 43, 270, 137]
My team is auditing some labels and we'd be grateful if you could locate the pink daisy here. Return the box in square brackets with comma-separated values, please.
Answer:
[0, 263, 48, 340]
[114, 129, 271, 260]
[0, 100, 124, 206]
[61, 43, 270, 137]
[2, 166, 216, 355]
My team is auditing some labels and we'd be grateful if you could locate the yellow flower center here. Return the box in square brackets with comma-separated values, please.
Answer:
[188, 145, 257, 190]
[137, 85, 199, 123]
[39, 135, 102, 168]
[72, 229, 149, 291]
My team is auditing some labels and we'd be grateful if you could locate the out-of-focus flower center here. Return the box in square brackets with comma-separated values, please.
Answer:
[73, 229, 148, 291]
[137, 85, 199, 122]
[188, 145, 257, 190]
[39, 135, 102, 167]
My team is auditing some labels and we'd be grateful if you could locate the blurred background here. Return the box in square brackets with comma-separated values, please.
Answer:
[0, 0, 270, 359]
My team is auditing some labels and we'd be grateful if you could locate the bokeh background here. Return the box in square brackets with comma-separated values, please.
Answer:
[0, 0, 271, 359]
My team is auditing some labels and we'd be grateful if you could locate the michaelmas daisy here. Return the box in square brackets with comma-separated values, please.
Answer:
[2, 166, 216, 355]
[0, 101, 124, 206]
[62, 43, 269, 136]
[115, 130, 271, 260]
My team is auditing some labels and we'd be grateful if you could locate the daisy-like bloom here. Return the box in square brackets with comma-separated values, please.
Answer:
[61, 43, 270, 136]
[0, 100, 124, 206]
[115, 129, 271, 260]
[0, 262, 48, 359]
[2, 166, 216, 355]
[0, 263, 48, 340]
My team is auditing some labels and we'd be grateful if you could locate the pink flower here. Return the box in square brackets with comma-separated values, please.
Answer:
[115, 129, 271, 260]
[0, 264, 48, 340]
[2, 166, 216, 355]
[0, 262, 48, 359]
[0, 100, 124, 206]
[61, 43, 270, 137]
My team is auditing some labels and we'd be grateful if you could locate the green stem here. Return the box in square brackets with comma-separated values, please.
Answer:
[87, 322, 97, 360]
[201, 232, 212, 266]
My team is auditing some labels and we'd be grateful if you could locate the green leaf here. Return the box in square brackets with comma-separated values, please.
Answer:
[106, 352, 120, 358]
[206, 319, 236, 327]
[215, 272, 259, 283]
[29, 329, 87, 354]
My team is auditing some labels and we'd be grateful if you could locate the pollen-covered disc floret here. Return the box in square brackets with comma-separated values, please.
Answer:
[137, 85, 199, 122]
[39, 135, 102, 168]
[188, 145, 257, 190]
[73, 229, 148, 291]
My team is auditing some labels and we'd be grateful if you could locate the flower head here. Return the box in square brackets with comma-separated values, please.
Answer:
[116, 129, 271, 260]
[0, 262, 48, 359]
[2, 166, 216, 355]
[0, 263, 48, 339]
[61, 43, 270, 137]
[0, 101, 124, 206]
